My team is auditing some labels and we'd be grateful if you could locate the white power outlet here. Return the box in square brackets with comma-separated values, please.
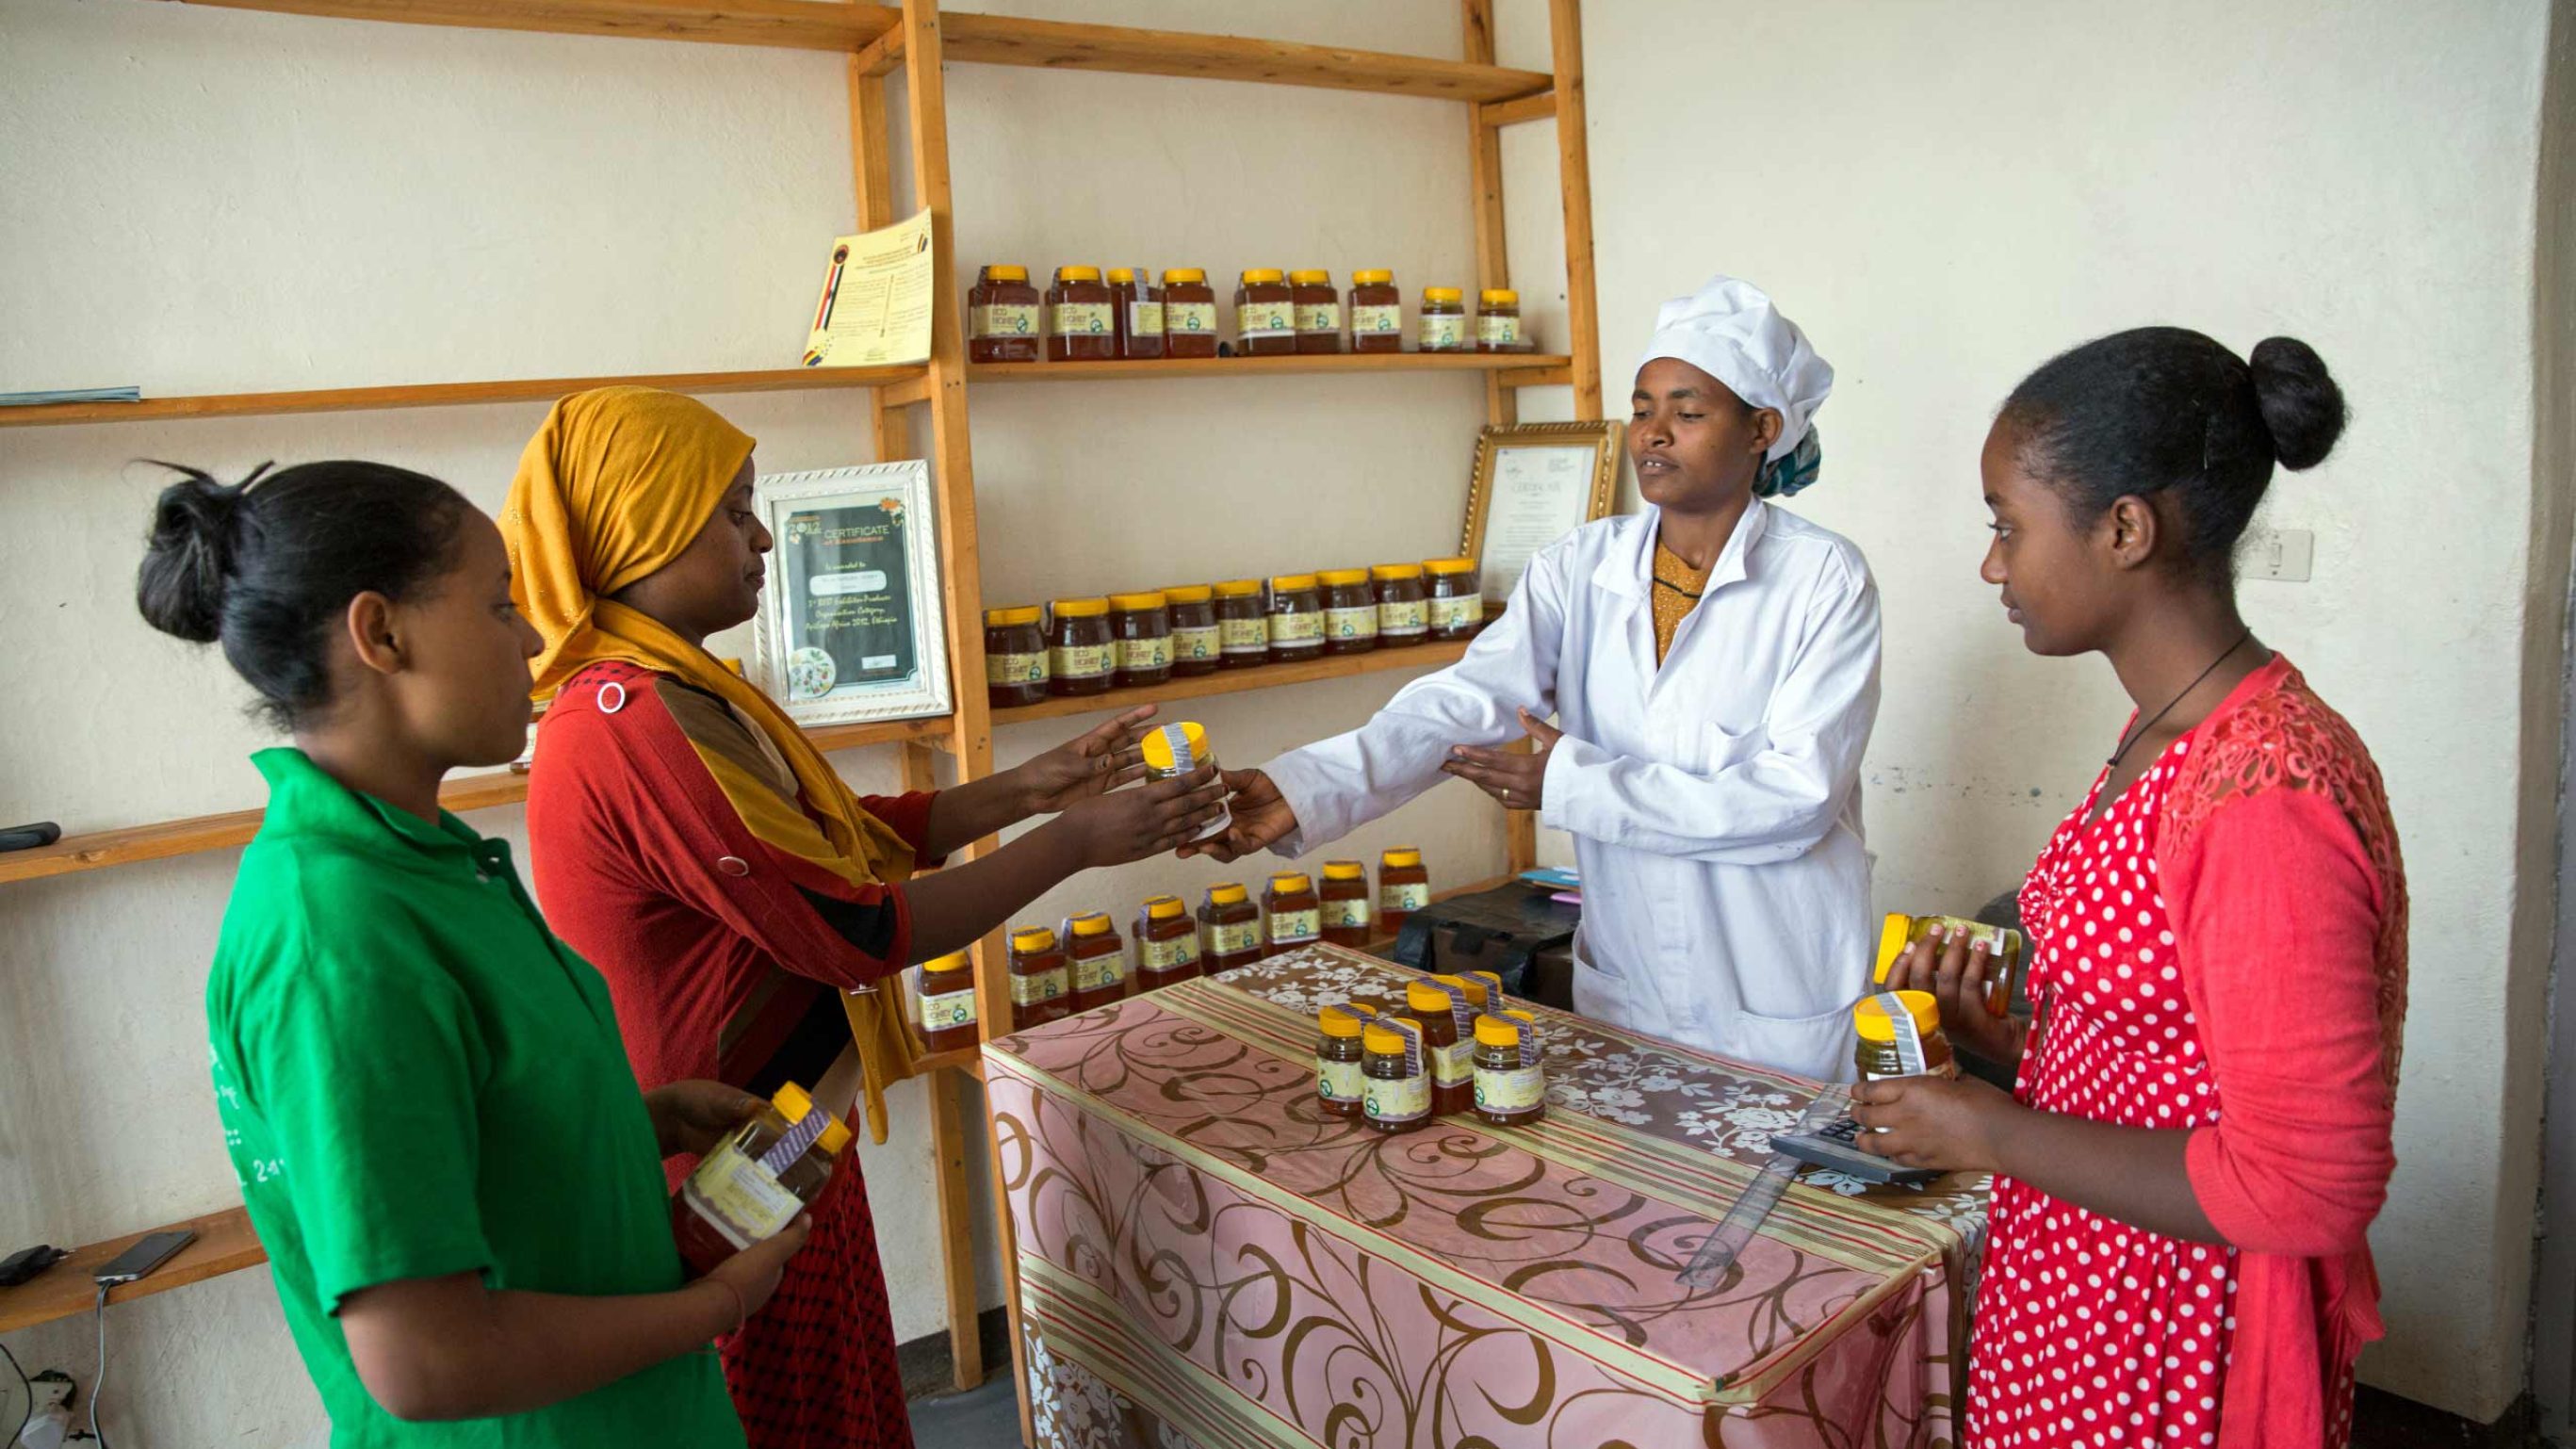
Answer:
[2242, 527, 2314, 582]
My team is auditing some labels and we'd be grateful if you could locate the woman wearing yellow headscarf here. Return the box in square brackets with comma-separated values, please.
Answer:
[506, 387, 1223, 1449]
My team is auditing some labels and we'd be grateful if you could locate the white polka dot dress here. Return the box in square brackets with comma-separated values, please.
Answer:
[1971, 738, 2236, 1448]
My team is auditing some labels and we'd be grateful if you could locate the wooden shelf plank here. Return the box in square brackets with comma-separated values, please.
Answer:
[929, 13, 1548, 102]
[0, 363, 927, 430]
[967, 352, 1570, 384]
[0, 714, 949, 887]
[0, 1207, 267, 1336]
[992, 638, 1473, 728]
[158, 0, 896, 52]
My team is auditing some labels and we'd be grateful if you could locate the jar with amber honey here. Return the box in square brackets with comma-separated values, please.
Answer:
[1265, 575, 1325, 663]
[1008, 926, 1068, 1030]
[1372, 564, 1427, 646]
[1290, 269, 1341, 354]
[1319, 860, 1373, 946]
[1475, 288, 1524, 353]
[984, 605, 1047, 708]
[1109, 267, 1163, 359]
[1162, 585, 1221, 676]
[1199, 884, 1263, 974]
[1134, 895, 1201, 990]
[1048, 598, 1115, 696]
[1418, 286, 1469, 353]
[1425, 559, 1486, 640]
[1215, 579, 1267, 669]
[915, 951, 978, 1054]
[1348, 269, 1401, 353]
[1162, 269, 1217, 358]
[1047, 266, 1115, 362]
[1234, 269, 1296, 356]
[1109, 592, 1171, 688]
[1318, 569, 1379, 654]
[969, 264, 1039, 363]
[1063, 911, 1128, 1015]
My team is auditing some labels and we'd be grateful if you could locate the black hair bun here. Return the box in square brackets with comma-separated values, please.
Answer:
[136, 464, 250, 643]
[2247, 336, 2346, 472]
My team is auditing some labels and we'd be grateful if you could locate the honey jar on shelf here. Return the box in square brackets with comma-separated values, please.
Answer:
[1348, 269, 1401, 353]
[1109, 267, 1163, 360]
[1162, 585, 1221, 676]
[1008, 926, 1069, 1030]
[1475, 288, 1524, 353]
[1163, 268, 1218, 358]
[915, 950, 978, 1054]
[1109, 591, 1172, 687]
[1234, 269, 1296, 357]
[984, 605, 1048, 708]
[1319, 860, 1373, 946]
[1047, 598, 1116, 696]
[1290, 269, 1342, 354]
[1264, 871, 1321, 956]
[1265, 574, 1325, 663]
[1372, 563, 1427, 646]
[1215, 579, 1268, 669]
[1063, 911, 1129, 1015]
[968, 264, 1040, 363]
[1317, 568, 1379, 654]
[1047, 266, 1115, 362]
[1425, 560, 1486, 640]
[1378, 847, 1431, 934]
[1418, 286, 1469, 353]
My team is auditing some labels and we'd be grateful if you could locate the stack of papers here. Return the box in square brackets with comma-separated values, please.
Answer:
[0, 386, 140, 407]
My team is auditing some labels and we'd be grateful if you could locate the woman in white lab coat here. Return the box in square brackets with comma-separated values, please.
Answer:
[1192, 275, 1882, 1080]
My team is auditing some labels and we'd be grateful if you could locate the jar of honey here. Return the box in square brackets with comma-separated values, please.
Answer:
[1371, 563, 1427, 646]
[1472, 1011, 1547, 1128]
[983, 605, 1048, 708]
[1378, 847, 1430, 933]
[1265, 575, 1325, 663]
[916, 950, 978, 1054]
[672, 1082, 851, 1276]
[1063, 911, 1129, 1015]
[1108, 591, 1172, 687]
[968, 264, 1040, 363]
[1162, 585, 1221, 676]
[1008, 926, 1069, 1030]
[1319, 860, 1373, 946]
[1162, 268, 1218, 358]
[1317, 568, 1379, 654]
[1234, 269, 1296, 356]
[1317, 1006, 1368, 1119]
[1264, 871, 1321, 956]
[1140, 721, 1229, 843]
[1348, 269, 1401, 353]
[1047, 266, 1115, 362]
[1214, 579, 1268, 669]
[1874, 913, 2028, 1018]
[1134, 894, 1202, 989]
[1424, 559, 1486, 640]
[1475, 288, 1524, 353]
[1199, 883, 1263, 974]
[1404, 977, 1476, 1116]
[1361, 1020, 1431, 1134]
[1854, 991, 1960, 1083]
[1418, 286, 1469, 353]
[1290, 269, 1342, 354]
[1047, 598, 1115, 696]
[1109, 267, 1164, 360]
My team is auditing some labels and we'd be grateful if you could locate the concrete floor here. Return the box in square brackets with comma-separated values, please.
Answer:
[906, 1372, 1023, 1447]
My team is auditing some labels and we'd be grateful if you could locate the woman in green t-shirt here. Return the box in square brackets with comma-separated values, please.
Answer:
[139, 458, 792, 1447]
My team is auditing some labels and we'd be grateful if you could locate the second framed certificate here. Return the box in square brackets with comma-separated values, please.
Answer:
[751, 462, 953, 727]
[1460, 421, 1624, 606]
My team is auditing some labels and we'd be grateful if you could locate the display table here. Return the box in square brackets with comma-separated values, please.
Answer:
[985, 944, 1989, 1448]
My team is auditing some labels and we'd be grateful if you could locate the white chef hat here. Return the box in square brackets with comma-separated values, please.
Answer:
[1638, 275, 1834, 464]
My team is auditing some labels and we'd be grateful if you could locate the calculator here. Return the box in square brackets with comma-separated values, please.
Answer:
[1770, 1115, 1942, 1186]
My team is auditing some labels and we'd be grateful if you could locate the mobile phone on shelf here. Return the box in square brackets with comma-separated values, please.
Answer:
[93, 1229, 194, 1287]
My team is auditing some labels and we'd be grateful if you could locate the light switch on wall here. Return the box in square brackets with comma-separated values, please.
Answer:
[2242, 527, 2314, 582]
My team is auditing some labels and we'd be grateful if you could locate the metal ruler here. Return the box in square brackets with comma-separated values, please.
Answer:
[1677, 1085, 1850, 1290]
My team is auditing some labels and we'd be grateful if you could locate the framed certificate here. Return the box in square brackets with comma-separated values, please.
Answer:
[751, 462, 952, 726]
[1460, 421, 1624, 606]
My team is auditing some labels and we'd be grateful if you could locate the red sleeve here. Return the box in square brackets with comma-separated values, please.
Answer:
[2170, 787, 2393, 1257]
[857, 790, 940, 865]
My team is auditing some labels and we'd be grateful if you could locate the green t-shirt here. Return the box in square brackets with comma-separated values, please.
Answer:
[207, 749, 743, 1449]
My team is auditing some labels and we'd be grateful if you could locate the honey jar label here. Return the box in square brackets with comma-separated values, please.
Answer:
[920, 987, 978, 1032]
[1268, 611, 1325, 644]
[986, 651, 1046, 686]
[1419, 314, 1468, 350]
[1072, 954, 1126, 993]
[1219, 617, 1270, 654]
[1237, 301, 1295, 338]
[679, 1141, 804, 1251]
[1381, 882, 1433, 913]
[1174, 625, 1222, 661]
[1323, 899, 1372, 931]
[1428, 595, 1486, 629]
[1476, 315, 1522, 348]
[1209, 920, 1263, 956]
[1319, 1058, 1365, 1104]
[1127, 301, 1165, 336]
[971, 302, 1038, 339]
[1052, 301, 1113, 336]
[1363, 1071, 1431, 1124]
[1295, 301, 1343, 334]
[1352, 303, 1402, 335]
[1051, 643, 1115, 679]
[1378, 599, 1427, 635]
[1475, 1064, 1546, 1113]
[1168, 301, 1218, 334]
[1141, 936, 1199, 971]
[1268, 909, 1320, 946]
[1326, 606, 1378, 641]
[1009, 968, 1068, 1006]
[1431, 1039, 1475, 1088]
[1117, 636, 1173, 671]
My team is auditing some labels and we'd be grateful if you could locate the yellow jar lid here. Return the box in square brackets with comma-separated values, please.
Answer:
[1362, 1022, 1414, 1056]
[1423, 558, 1478, 576]
[1352, 269, 1394, 285]
[1057, 265, 1102, 282]
[1479, 288, 1519, 305]
[1381, 846, 1423, 869]
[1208, 883, 1249, 907]
[774, 1082, 819, 1122]
[1321, 860, 1366, 882]
[1108, 591, 1168, 611]
[1440, 971, 1488, 1008]
[1474, 1014, 1523, 1050]
[1241, 268, 1285, 285]
[1874, 913, 1916, 983]
[1010, 925, 1059, 953]
[985, 605, 1042, 627]
[1424, 286, 1464, 303]
[1370, 562, 1424, 581]
[1107, 267, 1137, 284]
[1319, 1005, 1366, 1038]
[1270, 573, 1319, 592]
[1163, 267, 1207, 285]
[1143, 894, 1187, 920]
[1139, 721, 1209, 773]
[1066, 911, 1115, 937]
[921, 951, 971, 973]
[1407, 979, 1459, 1014]
[985, 264, 1029, 282]
[1051, 597, 1109, 618]
[1268, 871, 1312, 894]
[1853, 990, 1942, 1043]
[1289, 269, 1330, 285]
[1213, 578, 1264, 598]
[1316, 567, 1372, 587]
[1161, 584, 1214, 604]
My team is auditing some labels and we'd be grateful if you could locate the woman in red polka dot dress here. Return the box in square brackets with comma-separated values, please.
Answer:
[1857, 328, 2406, 1449]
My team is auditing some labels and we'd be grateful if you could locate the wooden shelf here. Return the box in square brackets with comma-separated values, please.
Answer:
[0, 713, 950, 887]
[164, 0, 890, 51]
[967, 352, 1569, 384]
[992, 638, 1473, 727]
[0, 1207, 268, 1336]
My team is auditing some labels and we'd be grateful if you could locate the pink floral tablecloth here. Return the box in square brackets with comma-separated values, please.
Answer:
[986, 944, 1989, 1449]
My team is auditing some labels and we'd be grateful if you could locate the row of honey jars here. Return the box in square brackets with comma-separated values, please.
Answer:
[970, 265, 1528, 362]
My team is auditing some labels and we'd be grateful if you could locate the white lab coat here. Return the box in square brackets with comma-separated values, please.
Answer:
[1264, 500, 1882, 1080]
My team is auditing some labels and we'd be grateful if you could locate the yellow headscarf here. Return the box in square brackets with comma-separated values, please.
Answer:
[501, 386, 921, 1141]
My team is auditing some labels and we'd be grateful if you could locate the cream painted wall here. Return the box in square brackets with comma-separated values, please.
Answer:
[0, 1, 1513, 1441]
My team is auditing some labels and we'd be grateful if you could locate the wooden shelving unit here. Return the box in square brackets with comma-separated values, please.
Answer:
[5, 5, 1603, 1440]
[0, 1208, 269, 1336]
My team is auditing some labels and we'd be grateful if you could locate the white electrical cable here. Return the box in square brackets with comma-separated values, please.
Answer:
[88, 1284, 111, 1448]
